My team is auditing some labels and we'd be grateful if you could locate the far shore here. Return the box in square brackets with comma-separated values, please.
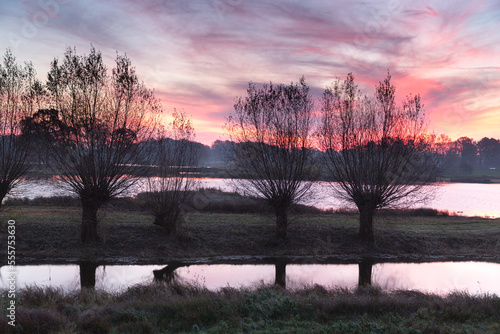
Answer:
[21, 164, 500, 184]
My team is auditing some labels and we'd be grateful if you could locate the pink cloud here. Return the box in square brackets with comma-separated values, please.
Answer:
[2, 0, 500, 144]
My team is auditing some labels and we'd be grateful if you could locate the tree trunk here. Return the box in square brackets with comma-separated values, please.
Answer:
[358, 205, 375, 242]
[274, 207, 288, 239]
[0, 183, 10, 211]
[81, 198, 99, 243]
[154, 213, 178, 236]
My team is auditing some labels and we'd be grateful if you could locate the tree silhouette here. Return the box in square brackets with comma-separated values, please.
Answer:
[145, 111, 200, 235]
[0, 49, 41, 209]
[153, 262, 186, 284]
[274, 261, 286, 288]
[80, 262, 98, 289]
[358, 260, 373, 287]
[226, 77, 316, 239]
[457, 136, 477, 174]
[477, 137, 500, 168]
[319, 72, 439, 242]
[24, 47, 162, 243]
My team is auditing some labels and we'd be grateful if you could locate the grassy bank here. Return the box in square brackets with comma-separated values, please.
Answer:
[1, 192, 499, 264]
[1, 283, 499, 333]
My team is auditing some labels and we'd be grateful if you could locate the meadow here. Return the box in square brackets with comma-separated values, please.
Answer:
[0, 191, 499, 264]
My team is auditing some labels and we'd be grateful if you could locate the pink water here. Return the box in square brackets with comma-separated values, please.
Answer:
[2, 262, 499, 295]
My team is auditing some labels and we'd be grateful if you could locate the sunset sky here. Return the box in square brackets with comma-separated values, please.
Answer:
[1, 0, 499, 145]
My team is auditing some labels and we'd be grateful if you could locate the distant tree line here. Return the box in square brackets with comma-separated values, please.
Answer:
[21, 133, 500, 178]
[431, 135, 500, 175]
[209, 137, 500, 175]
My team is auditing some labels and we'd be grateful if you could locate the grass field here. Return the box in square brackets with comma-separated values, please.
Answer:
[0, 194, 499, 264]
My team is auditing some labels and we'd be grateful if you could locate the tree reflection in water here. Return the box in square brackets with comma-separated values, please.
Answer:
[358, 260, 373, 287]
[76, 260, 377, 291]
[274, 262, 286, 288]
[153, 262, 187, 284]
[79, 262, 97, 289]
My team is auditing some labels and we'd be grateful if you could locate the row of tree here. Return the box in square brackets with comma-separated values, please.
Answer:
[2, 46, 495, 245]
[1, 47, 200, 242]
[226, 73, 439, 242]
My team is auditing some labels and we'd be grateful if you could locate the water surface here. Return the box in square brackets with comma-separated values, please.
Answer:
[1, 261, 499, 295]
[9, 178, 500, 217]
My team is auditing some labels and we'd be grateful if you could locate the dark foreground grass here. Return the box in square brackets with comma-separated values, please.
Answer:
[1, 195, 500, 264]
[1, 283, 499, 333]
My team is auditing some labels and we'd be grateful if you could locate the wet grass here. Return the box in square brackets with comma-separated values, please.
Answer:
[0, 193, 499, 264]
[1, 283, 499, 333]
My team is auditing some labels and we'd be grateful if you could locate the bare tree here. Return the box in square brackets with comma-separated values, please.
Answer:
[24, 47, 162, 243]
[318, 72, 438, 242]
[146, 111, 199, 235]
[0, 49, 40, 209]
[226, 77, 316, 239]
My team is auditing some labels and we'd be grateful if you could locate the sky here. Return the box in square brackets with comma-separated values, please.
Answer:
[1, 0, 500, 145]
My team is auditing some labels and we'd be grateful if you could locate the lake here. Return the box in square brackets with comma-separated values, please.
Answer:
[8, 178, 500, 218]
[1, 261, 499, 295]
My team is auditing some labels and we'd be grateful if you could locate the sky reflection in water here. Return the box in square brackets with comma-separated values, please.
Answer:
[9, 179, 500, 218]
[1, 262, 499, 296]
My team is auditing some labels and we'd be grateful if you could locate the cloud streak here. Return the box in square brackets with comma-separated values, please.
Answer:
[1, 0, 499, 144]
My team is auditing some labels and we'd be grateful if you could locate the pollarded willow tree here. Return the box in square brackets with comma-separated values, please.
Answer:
[226, 77, 317, 239]
[146, 110, 200, 235]
[318, 72, 439, 242]
[24, 47, 162, 242]
[0, 49, 41, 209]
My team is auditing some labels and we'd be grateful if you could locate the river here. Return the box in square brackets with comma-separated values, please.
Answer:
[1, 261, 499, 295]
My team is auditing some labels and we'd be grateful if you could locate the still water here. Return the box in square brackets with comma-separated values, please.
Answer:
[9, 178, 500, 218]
[1, 262, 499, 296]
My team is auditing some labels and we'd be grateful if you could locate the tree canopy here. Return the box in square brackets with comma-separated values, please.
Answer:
[226, 77, 317, 238]
[319, 72, 439, 242]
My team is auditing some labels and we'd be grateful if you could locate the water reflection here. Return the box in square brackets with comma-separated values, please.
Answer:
[358, 260, 373, 287]
[79, 262, 97, 289]
[153, 262, 187, 284]
[151, 262, 289, 289]
[274, 262, 286, 288]
[1, 261, 499, 295]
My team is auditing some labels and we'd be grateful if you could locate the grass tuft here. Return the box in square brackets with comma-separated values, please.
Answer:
[3, 283, 499, 333]
[15, 306, 66, 334]
[4, 284, 500, 333]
